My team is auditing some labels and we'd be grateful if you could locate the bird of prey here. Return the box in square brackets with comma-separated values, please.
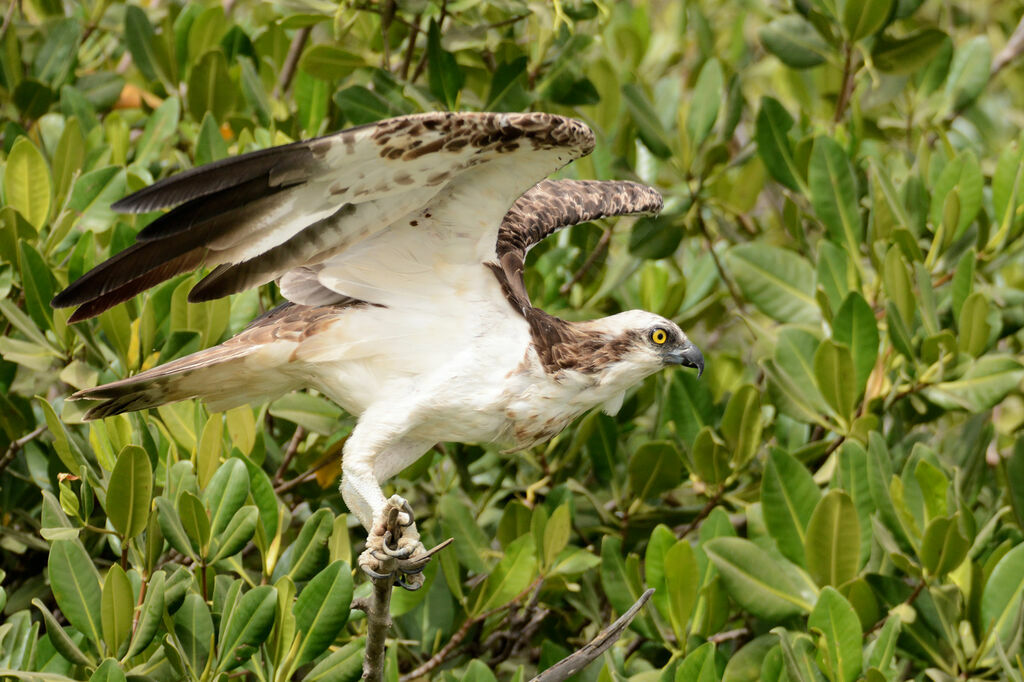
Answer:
[53, 112, 703, 586]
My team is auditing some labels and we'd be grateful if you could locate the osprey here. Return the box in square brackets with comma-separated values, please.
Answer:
[53, 112, 703, 586]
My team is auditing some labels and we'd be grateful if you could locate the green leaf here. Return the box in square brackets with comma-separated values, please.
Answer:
[174, 593, 213, 677]
[303, 637, 365, 682]
[472, 535, 537, 615]
[920, 514, 970, 577]
[755, 97, 806, 193]
[687, 58, 723, 147]
[440, 495, 490, 574]
[805, 489, 860, 587]
[808, 587, 862, 682]
[427, 19, 464, 110]
[125, 571, 165, 658]
[873, 29, 948, 73]
[958, 291, 991, 357]
[832, 292, 878, 396]
[542, 504, 571, 569]
[843, 0, 892, 41]
[33, 18, 82, 86]
[981, 543, 1024, 651]
[132, 96, 179, 166]
[676, 641, 720, 682]
[210, 505, 258, 563]
[623, 83, 672, 158]
[178, 490, 211, 558]
[203, 457, 249, 537]
[814, 340, 858, 424]
[721, 384, 763, 468]
[105, 445, 152, 540]
[124, 6, 166, 84]
[216, 585, 277, 673]
[945, 35, 991, 111]
[100, 564, 133, 657]
[629, 440, 684, 500]
[929, 151, 983, 240]
[762, 449, 821, 566]
[32, 598, 95, 666]
[48, 538, 103, 648]
[704, 537, 813, 619]
[486, 57, 530, 111]
[89, 659, 127, 682]
[333, 86, 399, 125]
[68, 166, 126, 232]
[809, 137, 862, 257]
[299, 44, 363, 81]
[196, 413, 223, 490]
[924, 355, 1024, 412]
[187, 50, 237, 122]
[156, 496, 199, 561]
[665, 540, 699, 642]
[293, 561, 354, 666]
[4, 137, 52, 229]
[725, 245, 817, 323]
[601, 536, 644, 617]
[759, 15, 830, 68]
[286, 507, 334, 582]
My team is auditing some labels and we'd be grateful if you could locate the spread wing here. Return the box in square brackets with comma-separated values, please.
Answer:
[52, 112, 594, 321]
[490, 179, 663, 314]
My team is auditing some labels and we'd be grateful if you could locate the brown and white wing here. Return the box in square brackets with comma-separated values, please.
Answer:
[491, 179, 663, 313]
[52, 112, 594, 321]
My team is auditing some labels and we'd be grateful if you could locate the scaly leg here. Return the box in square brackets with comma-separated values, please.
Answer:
[340, 427, 433, 589]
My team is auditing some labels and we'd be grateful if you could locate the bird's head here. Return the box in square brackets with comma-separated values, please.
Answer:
[580, 310, 704, 379]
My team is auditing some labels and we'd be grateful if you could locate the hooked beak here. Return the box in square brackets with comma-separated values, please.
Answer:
[666, 341, 704, 378]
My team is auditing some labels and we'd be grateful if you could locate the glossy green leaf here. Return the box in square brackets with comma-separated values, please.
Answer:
[832, 292, 878, 395]
[945, 35, 991, 110]
[125, 570, 165, 658]
[210, 505, 258, 563]
[676, 641, 720, 682]
[105, 445, 152, 540]
[665, 540, 699, 642]
[704, 537, 813, 619]
[755, 96, 805, 193]
[203, 457, 249, 537]
[687, 58, 723, 147]
[809, 137, 862, 257]
[929, 151, 982, 239]
[299, 45, 364, 81]
[725, 245, 817, 323]
[89, 659, 127, 682]
[294, 561, 353, 666]
[808, 587, 862, 682]
[32, 598, 95, 666]
[805, 490, 860, 587]
[843, 0, 892, 40]
[177, 490, 211, 558]
[721, 384, 763, 468]
[623, 83, 672, 158]
[762, 448, 821, 566]
[920, 514, 970, 577]
[156, 496, 199, 561]
[4, 137, 52, 229]
[286, 507, 334, 582]
[48, 538, 103, 647]
[629, 440, 684, 499]
[100, 564, 132, 656]
[303, 637, 365, 682]
[873, 29, 948, 73]
[187, 50, 236, 122]
[472, 534, 537, 615]
[924, 355, 1024, 412]
[814, 339, 858, 424]
[542, 503, 571, 568]
[427, 19, 464, 110]
[216, 585, 277, 673]
[759, 15, 829, 68]
[174, 593, 213, 676]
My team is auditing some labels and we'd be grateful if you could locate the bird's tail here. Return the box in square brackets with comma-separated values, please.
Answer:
[72, 338, 296, 420]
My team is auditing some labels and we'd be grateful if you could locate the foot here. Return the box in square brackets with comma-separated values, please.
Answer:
[358, 495, 429, 590]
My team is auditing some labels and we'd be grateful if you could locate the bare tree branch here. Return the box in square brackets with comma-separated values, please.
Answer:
[275, 25, 311, 98]
[0, 425, 47, 476]
[529, 589, 654, 682]
[993, 13, 1024, 76]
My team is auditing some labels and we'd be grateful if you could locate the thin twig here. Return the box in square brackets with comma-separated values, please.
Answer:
[275, 26, 311, 97]
[992, 13, 1024, 76]
[400, 575, 544, 681]
[0, 425, 47, 475]
[834, 43, 856, 123]
[529, 589, 655, 682]
[708, 627, 750, 644]
[676, 488, 723, 539]
[273, 426, 306, 485]
[400, 13, 423, 81]
[560, 228, 612, 296]
[866, 578, 927, 635]
[697, 213, 745, 312]
[0, 0, 17, 42]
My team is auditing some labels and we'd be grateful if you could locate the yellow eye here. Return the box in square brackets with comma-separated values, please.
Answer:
[651, 328, 667, 345]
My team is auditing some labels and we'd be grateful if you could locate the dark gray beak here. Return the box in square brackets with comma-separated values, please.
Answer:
[667, 341, 704, 378]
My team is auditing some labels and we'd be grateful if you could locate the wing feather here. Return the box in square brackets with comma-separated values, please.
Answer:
[54, 112, 594, 320]
[492, 179, 663, 311]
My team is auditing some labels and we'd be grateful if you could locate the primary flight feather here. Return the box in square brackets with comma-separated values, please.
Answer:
[54, 112, 703, 586]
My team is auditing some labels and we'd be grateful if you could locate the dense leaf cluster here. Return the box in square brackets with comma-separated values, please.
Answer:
[1, 0, 1023, 680]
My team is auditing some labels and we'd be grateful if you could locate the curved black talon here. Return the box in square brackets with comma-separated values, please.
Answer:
[396, 575, 423, 590]
[362, 565, 392, 580]
[383, 544, 413, 559]
[399, 499, 416, 527]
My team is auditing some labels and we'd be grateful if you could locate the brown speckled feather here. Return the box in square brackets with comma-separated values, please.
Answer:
[489, 179, 663, 372]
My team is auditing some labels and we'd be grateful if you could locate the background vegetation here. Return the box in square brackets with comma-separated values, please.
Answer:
[1, 0, 1024, 679]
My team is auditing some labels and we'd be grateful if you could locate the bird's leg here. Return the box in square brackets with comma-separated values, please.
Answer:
[340, 431, 432, 589]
